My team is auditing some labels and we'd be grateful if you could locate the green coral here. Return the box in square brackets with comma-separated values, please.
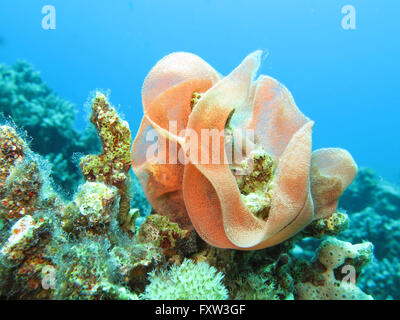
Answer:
[141, 258, 229, 300]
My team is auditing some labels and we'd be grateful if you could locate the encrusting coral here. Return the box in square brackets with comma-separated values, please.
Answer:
[131, 51, 358, 250]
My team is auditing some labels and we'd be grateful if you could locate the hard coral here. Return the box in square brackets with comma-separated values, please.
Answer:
[341, 167, 400, 218]
[131, 51, 357, 250]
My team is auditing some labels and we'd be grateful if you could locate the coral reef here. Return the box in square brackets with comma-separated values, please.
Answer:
[0, 61, 101, 193]
[358, 257, 400, 300]
[53, 238, 143, 300]
[228, 254, 295, 300]
[186, 212, 373, 300]
[137, 214, 188, 254]
[0, 55, 387, 300]
[340, 167, 400, 218]
[338, 168, 400, 299]
[0, 95, 376, 300]
[61, 181, 118, 236]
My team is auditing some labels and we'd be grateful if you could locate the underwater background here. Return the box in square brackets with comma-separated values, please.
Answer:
[0, 0, 399, 300]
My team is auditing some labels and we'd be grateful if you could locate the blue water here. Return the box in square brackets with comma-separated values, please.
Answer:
[0, 0, 399, 182]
